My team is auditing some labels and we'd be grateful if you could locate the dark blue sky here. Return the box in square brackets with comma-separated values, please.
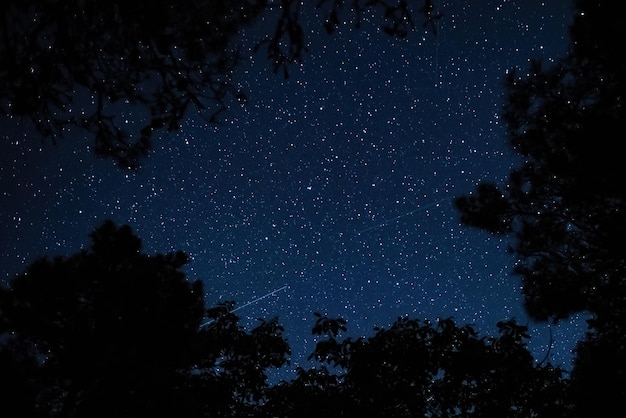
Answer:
[1, 1, 586, 379]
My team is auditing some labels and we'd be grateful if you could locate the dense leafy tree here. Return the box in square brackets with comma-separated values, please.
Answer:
[568, 317, 626, 418]
[454, 1, 626, 416]
[0, 220, 577, 416]
[455, 0, 626, 323]
[0, 220, 289, 417]
[0, 338, 46, 417]
[264, 314, 571, 417]
[0, 0, 440, 168]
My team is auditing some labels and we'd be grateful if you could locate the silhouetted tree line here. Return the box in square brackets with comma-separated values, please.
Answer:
[0, 220, 571, 417]
[2, 0, 624, 416]
[0, 0, 441, 168]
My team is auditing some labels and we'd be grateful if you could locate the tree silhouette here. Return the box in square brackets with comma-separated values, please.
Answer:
[0, 220, 290, 417]
[455, 0, 625, 325]
[0, 0, 440, 168]
[264, 315, 571, 417]
[454, 0, 626, 415]
[0, 220, 578, 416]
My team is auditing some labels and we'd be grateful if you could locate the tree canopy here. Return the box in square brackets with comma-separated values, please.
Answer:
[0, 220, 290, 417]
[454, 0, 626, 415]
[455, 0, 625, 325]
[0, 221, 572, 417]
[264, 315, 570, 418]
[0, 0, 440, 168]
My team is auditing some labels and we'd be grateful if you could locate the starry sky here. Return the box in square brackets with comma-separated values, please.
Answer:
[1, 0, 588, 379]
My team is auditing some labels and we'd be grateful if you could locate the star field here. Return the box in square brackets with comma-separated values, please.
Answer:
[0, 1, 587, 379]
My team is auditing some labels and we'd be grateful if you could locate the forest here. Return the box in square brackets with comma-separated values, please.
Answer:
[1, 1, 623, 416]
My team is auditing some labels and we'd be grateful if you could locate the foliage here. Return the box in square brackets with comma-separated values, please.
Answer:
[0, 221, 574, 417]
[0, 0, 440, 168]
[568, 318, 626, 418]
[265, 315, 571, 418]
[454, 1, 626, 415]
[454, 0, 626, 324]
[0, 220, 289, 417]
[0, 0, 267, 168]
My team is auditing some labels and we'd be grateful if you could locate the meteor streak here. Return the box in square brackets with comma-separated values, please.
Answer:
[200, 285, 289, 328]
[356, 197, 453, 235]
[231, 285, 289, 313]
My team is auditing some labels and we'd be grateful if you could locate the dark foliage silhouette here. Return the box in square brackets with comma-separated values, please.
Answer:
[454, 1, 626, 415]
[0, 0, 267, 168]
[264, 314, 571, 418]
[0, 220, 289, 417]
[455, 0, 625, 324]
[0, 0, 440, 168]
[0, 221, 575, 417]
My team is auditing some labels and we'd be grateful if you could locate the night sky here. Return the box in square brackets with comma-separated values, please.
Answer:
[1, 1, 588, 380]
